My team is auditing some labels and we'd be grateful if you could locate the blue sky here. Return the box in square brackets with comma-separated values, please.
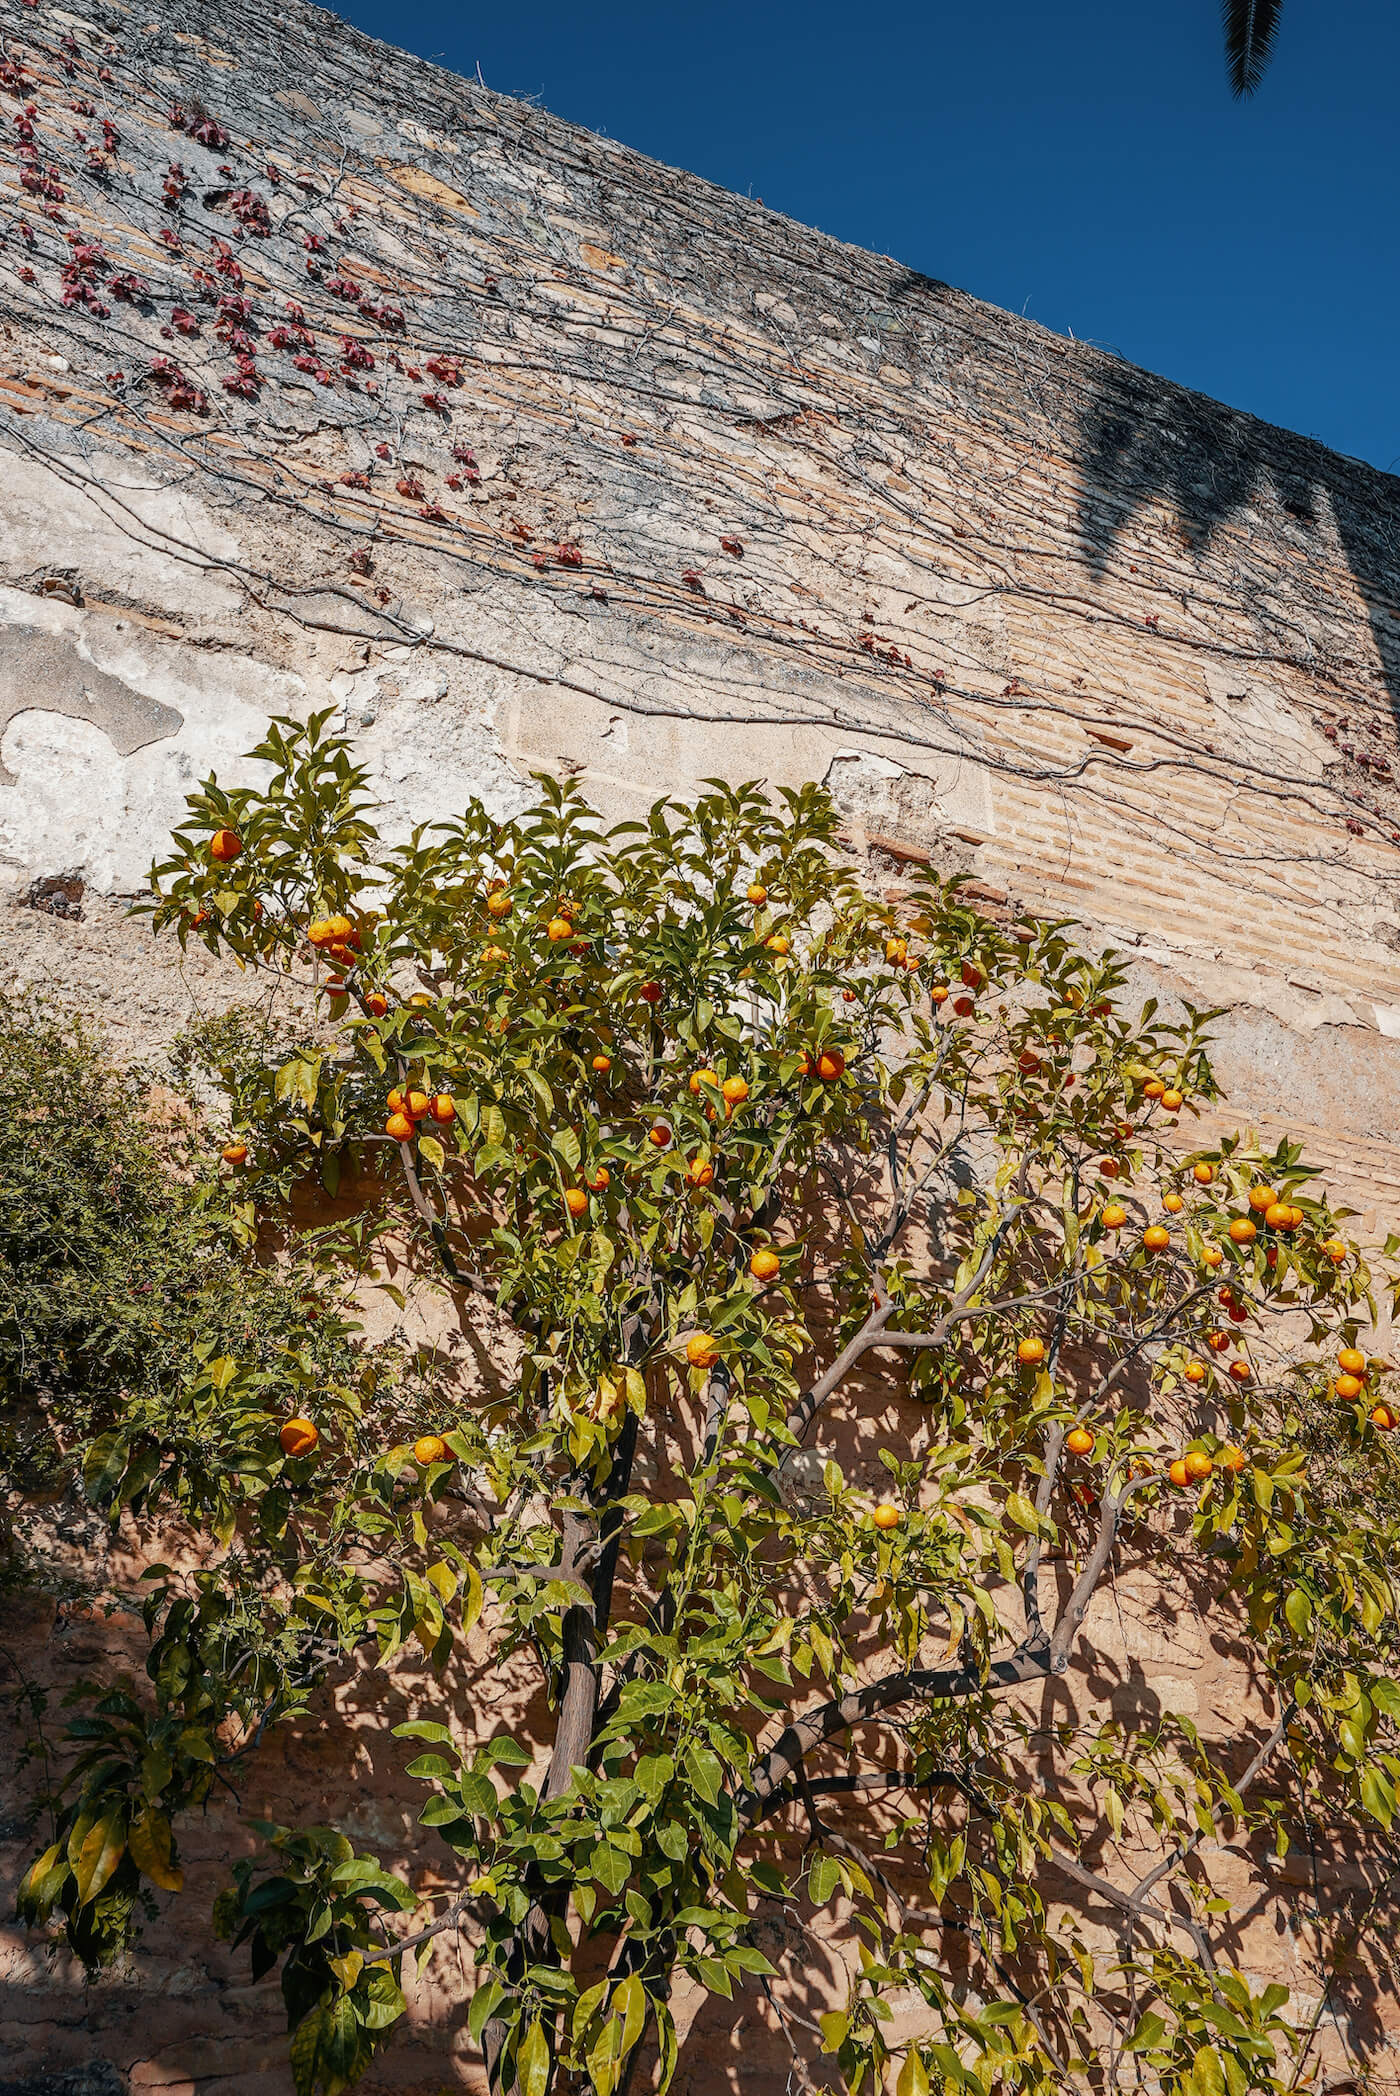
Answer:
[336, 0, 1400, 475]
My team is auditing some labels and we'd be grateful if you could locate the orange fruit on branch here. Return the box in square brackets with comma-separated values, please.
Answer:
[210, 828, 242, 862]
[689, 1068, 717, 1095]
[1338, 1347, 1367, 1377]
[685, 1332, 719, 1369]
[1248, 1185, 1279, 1213]
[1101, 1203, 1127, 1230]
[586, 1166, 611, 1192]
[1184, 1361, 1206, 1384]
[406, 1090, 430, 1120]
[1321, 1237, 1347, 1263]
[1066, 1427, 1094, 1456]
[885, 937, 908, 966]
[685, 1158, 714, 1188]
[546, 916, 573, 942]
[413, 1434, 448, 1466]
[1193, 1162, 1215, 1185]
[746, 882, 768, 905]
[721, 1075, 749, 1105]
[816, 1048, 846, 1082]
[279, 1417, 319, 1458]
[1169, 1458, 1191, 1489]
[872, 1502, 903, 1531]
[1228, 1359, 1252, 1384]
[1184, 1450, 1214, 1481]
[648, 1121, 672, 1148]
[1143, 1225, 1170, 1252]
[1371, 1403, 1398, 1432]
[564, 1187, 589, 1218]
[486, 890, 513, 918]
[1228, 1217, 1257, 1245]
[1219, 1444, 1247, 1474]
[1333, 1374, 1364, 1401]
[1016, 1337, 1046, 1366]
[749, 1247, 781, 1282]
[639, 980, 663, 1004]
[386, 1112, 414, 1141]
[1160, 1090, 1183, 1112]
[221, 1142, 248, 1165]
[1143, 1078, 1166, 1100]
[365, 992, 389, 1017]
[431, 1094, 456, 1123]
[765, 934, 789, 956]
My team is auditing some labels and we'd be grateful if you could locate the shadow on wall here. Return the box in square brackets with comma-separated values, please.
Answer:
[1076, 362, 1400, 710]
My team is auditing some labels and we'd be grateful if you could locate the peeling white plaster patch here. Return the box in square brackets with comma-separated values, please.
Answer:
[823, 743, 994, 844]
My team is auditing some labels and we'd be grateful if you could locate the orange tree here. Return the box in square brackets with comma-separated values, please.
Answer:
[15, 710, 1400, 2096]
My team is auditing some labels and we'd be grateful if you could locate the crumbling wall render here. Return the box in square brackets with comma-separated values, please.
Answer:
[2, 0, 1400, 2089]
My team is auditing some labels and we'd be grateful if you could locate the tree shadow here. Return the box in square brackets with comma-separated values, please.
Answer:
[1075, 357, 1400, 711]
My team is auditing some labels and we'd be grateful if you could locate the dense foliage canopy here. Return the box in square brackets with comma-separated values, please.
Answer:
[8, 713, 1400, 2096]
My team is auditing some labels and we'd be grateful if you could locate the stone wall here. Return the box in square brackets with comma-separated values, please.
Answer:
[1, 0, 1399, 2089]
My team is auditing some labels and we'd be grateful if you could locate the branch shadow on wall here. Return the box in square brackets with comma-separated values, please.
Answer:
[1075, 359, 1400, 710]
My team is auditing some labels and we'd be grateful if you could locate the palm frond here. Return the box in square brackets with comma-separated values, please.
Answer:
[1222, 0, 1284, 98]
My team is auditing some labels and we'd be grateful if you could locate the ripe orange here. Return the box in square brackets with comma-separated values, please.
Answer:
[960, 959, 983, 989]
[408, 993, 434, 1011]
[750, 1247, 781, 1282]
[929, 983, 949, 1004]
[1321, 1237, 1347, 1262]
[1206, 1330, 1230, 1353]
[953, 996, 976, 1017]
[387, 1087, 405, 1112]
[885, 937, 908, 966]
[1163, 1192, 1184, 1213]
[816, 1048, 846, 1082]
[1143, 1078, 1166, 1100]
[592, 1053, 612, 1073]
[872, 1502, 902, 1531]
[1099, 1158, 1121, 1179]
[685, 1158, 714, 1188]
[1169, 1458, 1190, 1488]
[483, 943, 510, 965]
[386, 1111, 414, 1141]
[586, 1166, 611, 1192]
[1228, 1359, 1252, 1384]
[1184, 1450, 1214, 1481]
[1263, 1202, 1292, 1229]
[721, 1075, 749, 1105]
[279, 1417, 319, 1457]
[406, 1090, 430, 1120]
[1016, 1337, 1046, 1366]
[1143, 1225, 1170, 1252]
[685, 1332, 719, 1369]
[1333, 1374, 1364, 1401]
[322, 977, 347, 997]
[1371, 1403, 1398, 1432]
[413, 1434, 448, 1466]
[1219, 1444, 1247, 1474]
[1184, 1361, 1206, 1384]
[221, 1142, 248, 1165]
[648, 1121, 672, 1148]
[1193, 1162, 1215, 1185]
[210, 828, 242, 862]
[365, 992, 389, 1017]
[639, 981, 663, 1004]
[1228, 1217, 1257, 1245]
[1339, 1347, 1366, 1376]
[1066, 1426, 1094, 1456]
[689, 1068, 717, 1094]
[1201, 1244, 1224, 1268]
[486, 890, 512, 919]
[564, 1187, 589, 1218]
[766, 934, 789, 956]
[843, 988, 857, 1002]
[546, 916, 573, 942]
[1247, 1184, 1278, 1213]
[747, 882, 768, 905]
[431, 1094, 456, 1123]
[1101, 1203, 1127, 1229]
[1160, 1090, 1183, 1112]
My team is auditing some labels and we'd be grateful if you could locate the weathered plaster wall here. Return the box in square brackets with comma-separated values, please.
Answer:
[1, 1, 1400, 2091]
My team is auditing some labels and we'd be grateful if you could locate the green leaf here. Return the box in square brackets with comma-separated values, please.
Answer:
[71, 1805, 126, 1904]
[684, 1745, 725, 1807]
[1284, 1588, 1312, 1637]
[1004, 1491, 1040, 1533]
[897, 2051, 932, 2096]
[517, 2017, 550, 2096]
[468, 1978, 507, 2046]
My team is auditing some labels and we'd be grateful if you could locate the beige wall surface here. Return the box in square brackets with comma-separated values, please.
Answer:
[1, 0, 1399, 2090]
